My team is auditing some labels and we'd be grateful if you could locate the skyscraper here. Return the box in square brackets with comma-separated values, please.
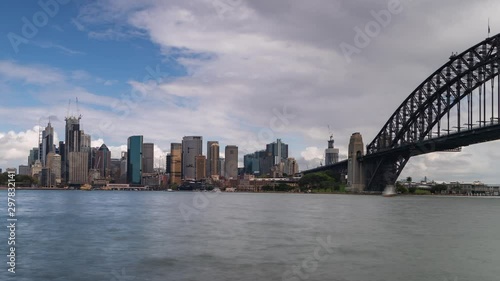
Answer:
[28, 147, 40, 167]
[142, 143, 155, 174]
[244, 152, 261, 175]
[182, 136, 202, 180]
[225, 145, 238, 179]
[41, 122, 54, 166]
[96, 144, 112, 178]
[325, 136, 339, 165]
[266, 139, 288, 166]
[64, 116, 82, 182]
[219, 158, 225, 178]
[208, 142, 220, 177]
[46, 152, 61, 185]
[68, 151, 89, 185]
[170, 143, 182, 185]
[195, 155, 206, 181]
[127, 136, 143, 185]
[120, 152, 127, 184]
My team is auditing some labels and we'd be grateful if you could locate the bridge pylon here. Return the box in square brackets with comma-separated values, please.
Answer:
[347, 132, 365, 192]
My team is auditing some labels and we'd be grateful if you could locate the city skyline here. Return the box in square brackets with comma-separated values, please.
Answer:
[1, 1, 500, 183]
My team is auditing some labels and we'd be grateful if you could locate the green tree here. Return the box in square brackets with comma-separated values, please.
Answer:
[396, 182, 408, 194]
[299, 172, 332, 191]
[431, 184, 447, 194]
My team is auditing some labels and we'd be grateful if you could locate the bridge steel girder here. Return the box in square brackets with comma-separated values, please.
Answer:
[302, 160, 348, 175]
[363, 33, 500, 191]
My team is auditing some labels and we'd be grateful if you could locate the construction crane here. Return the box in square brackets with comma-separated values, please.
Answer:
[76, 97, 82, 120]
[65, 98, 82, 120]
[65, 99, 71, 120]
[327, 125, 333, 141]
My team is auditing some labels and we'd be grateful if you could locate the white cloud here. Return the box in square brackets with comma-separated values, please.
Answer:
[0, 61, 65, 85]
[2, 0, 500, 183]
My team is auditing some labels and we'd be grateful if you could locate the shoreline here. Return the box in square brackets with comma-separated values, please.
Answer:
[0, 187, 497, 197]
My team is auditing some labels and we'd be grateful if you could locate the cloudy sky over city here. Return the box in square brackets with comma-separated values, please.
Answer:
[1, 0, 500, 183]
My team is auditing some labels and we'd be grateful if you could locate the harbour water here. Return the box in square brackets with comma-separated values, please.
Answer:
[1, 190, 499, 281]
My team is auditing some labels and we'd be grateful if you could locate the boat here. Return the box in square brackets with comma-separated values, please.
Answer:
[382, 185, 397, 197]
[167, 189, 173, 192]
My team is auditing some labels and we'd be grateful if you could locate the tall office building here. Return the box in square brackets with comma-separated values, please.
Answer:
[219, 158, 225, 178]
[28, 147, 40, 167]
[110, 158, 122, 183]
[81, 133, 92, 172]
[142, 143, 155, 174]
[46, 152, 61, 185]
[120, 152, 127, 183]
[18, 165, 30, 176]
[166, 154, 172, 176]
[266, 139, 288, 166]
[68, 151, 89, 185]
[41, 122, 55, 166]
[64, 116, 82, 182]
[58, 141, 65, 182]
[284, 158, 299, 176]
[170, 143, 182, 185]
[244, 152, 261, 175]
[195, 155, 206, 181]
[206, 141, 219, 176]
[96, 144, 112, 178]
[225, 145, 238, 179]
[127, 136, 143, 185]
[182, 136, 202, 180]
[325, 136, 339, 165]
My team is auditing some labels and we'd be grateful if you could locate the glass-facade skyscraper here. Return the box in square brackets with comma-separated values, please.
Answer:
[182, 136, 202, 180]
[266, 139, 288, 166]
[127, 135, 143, 185]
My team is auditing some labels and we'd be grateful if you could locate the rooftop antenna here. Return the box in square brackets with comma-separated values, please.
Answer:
[65, 99, 71, 120]
[76, 97, 82, 120]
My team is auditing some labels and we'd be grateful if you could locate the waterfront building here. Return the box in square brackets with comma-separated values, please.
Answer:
[266, 139, 288, 166]
[28, 147, 40, 167]
[182, 136, 202, 180]
[110, 158, 122, 183]
[120, 152, 127, 183]
[68, 151, 89, 185]
[18, 165, 30, 176]
[46, 152, 61, 185]
[325, 136, 340, 165]
[142, 143, 155, 174]
[41, 122, 55, 166]
[96, 144, 112, 178]
[284, 157, 299, 176]
[127, 136, 143, 185]
[225, 145, 238, 179]
[170, 143, 182, 185]
[31, 160, 42, 178]
[219, 158, 225, 178]
[195, 155, 207, 180]
[64, 116, 82, 182]
[207, 141, 219, 176]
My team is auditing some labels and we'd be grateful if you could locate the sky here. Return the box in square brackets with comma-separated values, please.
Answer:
[0, 0, 500, 183]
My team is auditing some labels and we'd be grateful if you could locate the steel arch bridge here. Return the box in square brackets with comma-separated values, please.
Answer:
[305, 33, 500, 192]
[364, 32, 500, 191]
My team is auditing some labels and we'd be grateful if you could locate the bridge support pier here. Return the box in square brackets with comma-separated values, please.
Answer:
[347, 133, 365, 192]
